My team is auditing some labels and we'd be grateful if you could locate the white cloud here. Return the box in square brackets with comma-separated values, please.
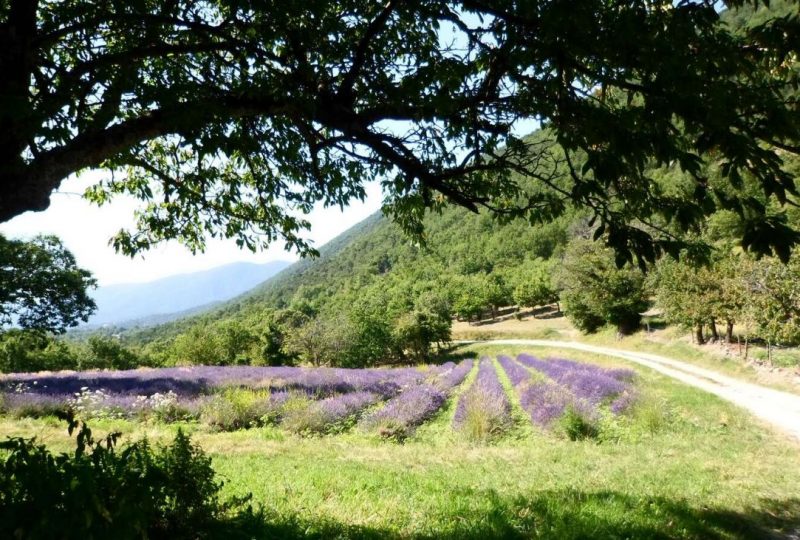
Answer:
[1, 172, 383, 286]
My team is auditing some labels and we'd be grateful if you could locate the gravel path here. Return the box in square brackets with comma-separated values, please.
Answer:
[477, 339, 800, 441]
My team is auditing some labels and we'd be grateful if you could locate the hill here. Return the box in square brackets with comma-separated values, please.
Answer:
[85, 260, 291, 327]
[114, 194, 578, 367]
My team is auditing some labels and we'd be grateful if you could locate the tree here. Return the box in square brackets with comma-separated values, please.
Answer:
[1, 1, 798, 264]
[452, 274, 491, 323]
[745, 254, 800, 347]
[0, 330, 79, 373]
[513, 259, 559, 312]
[392, 300, 452, 363]
[651, 257, 722, 344]
[285, 316, 351, 366]
[0, 234, 96, 333]
[170, 326, 224, 365]
[557, 239, 649, 334]
[84, 335, 140, 370]
[483, 273, 512, 319]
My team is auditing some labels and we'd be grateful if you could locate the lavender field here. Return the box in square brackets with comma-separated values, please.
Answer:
[0, 354, 638, 438]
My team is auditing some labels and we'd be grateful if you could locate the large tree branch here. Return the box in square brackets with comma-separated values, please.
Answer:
[338, 0, 398, 100]
[1, 95, 287, 222]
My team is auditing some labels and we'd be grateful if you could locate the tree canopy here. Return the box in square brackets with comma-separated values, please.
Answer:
[0, 235, 96, 333]
[1, 0, 798, 264]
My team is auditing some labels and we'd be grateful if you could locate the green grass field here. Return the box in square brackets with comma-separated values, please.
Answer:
[2, 345, 799, 539]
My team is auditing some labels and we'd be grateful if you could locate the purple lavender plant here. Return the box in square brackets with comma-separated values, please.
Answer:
[497, 355, 531, 387]
[361, 359, 473, 439]
[517, 354, 628, 405]
[610, 390, 637, 414]
[433, 359, 473, 392]
[452, 358, 511, 439]
[0, 363, 433, 420]
[511, 354, 638, 430]
[360, 384, 447, 439]
[518, 380, 575, 426]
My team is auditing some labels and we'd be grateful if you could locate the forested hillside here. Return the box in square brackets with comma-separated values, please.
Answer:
[101, 191, 578, 367]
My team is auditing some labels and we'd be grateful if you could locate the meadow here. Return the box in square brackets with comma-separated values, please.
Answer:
[1, 344, 799, 539]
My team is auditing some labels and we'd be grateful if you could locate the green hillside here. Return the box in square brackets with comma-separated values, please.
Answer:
[115, 193, 578, 367]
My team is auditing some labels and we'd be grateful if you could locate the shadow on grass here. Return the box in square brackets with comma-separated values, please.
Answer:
[432, 343, 477, 364]
[220, 489, 799, 540]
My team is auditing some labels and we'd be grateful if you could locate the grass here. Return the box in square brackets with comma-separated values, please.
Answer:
[1, 346, 799, 538]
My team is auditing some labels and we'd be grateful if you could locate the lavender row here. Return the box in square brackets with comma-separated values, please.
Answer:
[500, 355, 638, 429]
[281, 391, 383, 434]
[432, 359, 474, 392]
[361, 359, 474, 438]
[545, 358, 635, 382]
[0, 360, 434, 397]
[517, 354, 628, 404]
[452, 358, 512, 438]
[497, 355, 531, 387]
[518, 380, 584, 427]
[496, 356, 572, 426]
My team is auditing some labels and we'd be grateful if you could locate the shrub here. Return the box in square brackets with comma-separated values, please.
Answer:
[0, 413, 253, 539]
[279, 397, 327, 434]
[134, 391, 197, 423]
[68, 387, 127, 421]
[200, 388, 273, 431]
[559, 405, 600, 441]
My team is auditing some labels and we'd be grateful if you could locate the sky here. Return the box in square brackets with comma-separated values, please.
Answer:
[1, 172, 384, 286]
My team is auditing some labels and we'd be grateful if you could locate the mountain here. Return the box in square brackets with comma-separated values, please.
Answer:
[86, 260, 291, 327]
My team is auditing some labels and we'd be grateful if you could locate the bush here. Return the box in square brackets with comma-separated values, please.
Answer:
[0, 413, 253, 539]
[279, 397, 328, 434]
[0, 330, 79, 373]
[559, 405, 600, 441]
[134, 391, 197, 423]
[81, 336, 141, 370]
[200, 388, 273, 431]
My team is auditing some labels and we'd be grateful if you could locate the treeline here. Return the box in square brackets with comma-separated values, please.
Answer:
[9, 226, 800, 372]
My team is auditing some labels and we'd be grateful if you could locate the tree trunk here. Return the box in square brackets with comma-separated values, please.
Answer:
[709, 318, 719, 343]
[726, 320, 734, 343]
[695, 324, 705, 345]
[744, 337, 749, 361]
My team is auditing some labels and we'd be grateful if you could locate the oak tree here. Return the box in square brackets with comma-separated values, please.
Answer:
[1, 0, 798, 264]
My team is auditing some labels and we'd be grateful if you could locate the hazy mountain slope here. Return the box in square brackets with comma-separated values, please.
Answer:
[87, 260, 290, 326]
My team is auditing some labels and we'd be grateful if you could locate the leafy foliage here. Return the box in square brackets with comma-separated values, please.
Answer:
[0, 330, 79, 373]
[0, 235, 96, 333]
[0, 413, 253, 539]
[0, 1, 798, 265]
[557, 239, 649, 334]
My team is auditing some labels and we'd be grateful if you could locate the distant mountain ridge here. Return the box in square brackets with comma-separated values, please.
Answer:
[86, 260, 291, 327]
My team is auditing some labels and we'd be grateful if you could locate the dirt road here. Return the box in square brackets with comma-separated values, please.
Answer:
[478, 339, 800, 441]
